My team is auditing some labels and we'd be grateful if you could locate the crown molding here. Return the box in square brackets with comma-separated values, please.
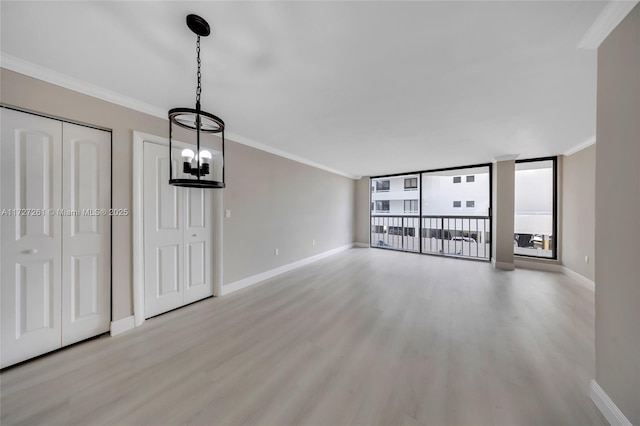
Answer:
[224, 132, 361, 180]
[578, 1, 639, 49]
[1, 53, 167, 119]
[1, 53, 359, 180]
[564, 136, 596, 156]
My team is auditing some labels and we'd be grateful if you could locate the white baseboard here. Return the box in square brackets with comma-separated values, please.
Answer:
[492, 259, 515, 271]
[354, 242, 369, 248]
[515, 258, 563, 273]
[590, 380, 632, 426]
[562, 266, 595, 291]
[110, 315, 135, 336]
[222, 243, 354, 296]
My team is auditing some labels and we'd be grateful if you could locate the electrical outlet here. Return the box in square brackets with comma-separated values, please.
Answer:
[585, 255, 589, 264]
[274, 248, 279, 256]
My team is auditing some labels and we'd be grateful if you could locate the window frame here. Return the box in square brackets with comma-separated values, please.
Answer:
[375, 200, 390, 212]
[375, 180, 390, 192]
[369, 162, 493, 258]
[404, 199, 418, 213]
[404, 177, 418, 190]
[513, 156, 558, 260]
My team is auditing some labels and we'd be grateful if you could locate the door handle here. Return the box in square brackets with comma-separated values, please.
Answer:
[23, 249, 38, 254]
[192, 234, 197, 237]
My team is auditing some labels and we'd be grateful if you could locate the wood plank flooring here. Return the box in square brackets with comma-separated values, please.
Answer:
[0, 248, 606, 425]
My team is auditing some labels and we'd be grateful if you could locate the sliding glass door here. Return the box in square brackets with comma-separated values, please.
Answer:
[370, 164, 492, 261]
[421, 165, 491, 259]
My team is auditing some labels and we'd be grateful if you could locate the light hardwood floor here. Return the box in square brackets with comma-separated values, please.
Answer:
[1, 248, 606, 425]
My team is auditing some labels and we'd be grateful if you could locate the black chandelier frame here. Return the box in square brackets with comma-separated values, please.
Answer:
[168, 14, 225, 189]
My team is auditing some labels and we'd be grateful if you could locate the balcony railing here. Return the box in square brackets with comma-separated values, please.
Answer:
[371, 215, 491, 260]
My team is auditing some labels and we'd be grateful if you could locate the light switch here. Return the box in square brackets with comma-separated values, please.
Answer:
[225, 209, 231, 218]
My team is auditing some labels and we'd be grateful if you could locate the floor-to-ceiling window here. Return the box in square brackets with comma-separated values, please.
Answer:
[371, 174, 421, 252]
[421, 165, 491, 259]
[514, 157, 557, 259]
[370, 164, 492, 260]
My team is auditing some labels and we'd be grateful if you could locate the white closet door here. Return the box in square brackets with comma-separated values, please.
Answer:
[144, 142, 184, 317]
[143, 141, 213, 318]
[1, 108, 63, 368]
[61, 123, 111, 346]
[184, 187, 213, 304]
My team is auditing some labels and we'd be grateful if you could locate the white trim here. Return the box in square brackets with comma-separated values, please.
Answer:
[131, 131, 223, 325]
[562, 266, 595, 291]
[1, 53, 167, 119]
[354, 242, 370, 248]
[222, 244, 354, 296]
[132, 131, 146, 328]
[492, 260, 515, 271]
[564, 136, 596, 156]
[223, 132, 360, 180]
[578, 1, 640, 49]
[515, 258, 563, 273]
[1, 54, 359, 180]
[110, 316, 135, 337]
[590, 380, 633, 426]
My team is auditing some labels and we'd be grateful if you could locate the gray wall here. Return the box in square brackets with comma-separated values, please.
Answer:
[1, 68, 356, 320]
[561, 145, 595, 281]
[595, 4, 640, 423]
[223, 141, 354, 285]
[492, 160, 515, 269]
[354, 177, 371, 245]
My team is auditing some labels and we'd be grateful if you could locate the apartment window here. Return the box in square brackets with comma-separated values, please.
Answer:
[404, 177, 418, 190]
[376, 180, 390, 191]
[375, 200, 390, 212]
[404, 200, 418, 213]
[404, 228, 415, 237]
[453, 176, 462, 183]
[466, 200, 475, 208]
[388, 226, 403, 236]
[453, 201, 461, 208]
[466, 175, 475, 183]
[371, 202, 374, 211]
[514, 157, 557, 259]
[371, 225, 384, 234]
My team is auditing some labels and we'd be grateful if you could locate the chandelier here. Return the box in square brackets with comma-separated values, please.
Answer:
[168, 14, 225, 188]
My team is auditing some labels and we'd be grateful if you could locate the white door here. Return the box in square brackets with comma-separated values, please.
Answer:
[61, 122, 111, 346]
[143, 141, 213, 318]
[1, 109, 111, 368]
[1, 108, 63, 368]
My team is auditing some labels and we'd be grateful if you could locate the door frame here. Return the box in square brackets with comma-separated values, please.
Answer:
[132, 131, 223, 327]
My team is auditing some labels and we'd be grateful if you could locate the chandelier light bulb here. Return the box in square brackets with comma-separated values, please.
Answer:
[199, 150, 212, 164]
[181, 149, 195, 162]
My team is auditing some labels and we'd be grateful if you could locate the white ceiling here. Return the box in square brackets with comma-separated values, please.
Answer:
[1, 1, 606, 178]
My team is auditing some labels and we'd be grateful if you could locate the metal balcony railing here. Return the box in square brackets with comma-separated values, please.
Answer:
[371, 215, 491, 260]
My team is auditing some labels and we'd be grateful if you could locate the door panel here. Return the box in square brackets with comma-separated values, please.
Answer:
[61, 122, 111, 346]
[184, 188, 212, 304]
[71, 254, 99, 319]
[143, 141, 213, 317]
[144, 143, 184, 317]
[1, 108, 63, 368]
[157, 244, 180, 296]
